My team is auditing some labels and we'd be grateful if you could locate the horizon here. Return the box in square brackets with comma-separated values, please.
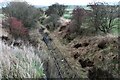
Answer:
[0, 0, 119, 6]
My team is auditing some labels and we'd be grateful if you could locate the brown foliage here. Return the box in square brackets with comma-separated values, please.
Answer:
[9, 17, 29, 39]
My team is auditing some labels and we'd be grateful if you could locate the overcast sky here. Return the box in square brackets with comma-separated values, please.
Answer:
[0, 0, 119, 6]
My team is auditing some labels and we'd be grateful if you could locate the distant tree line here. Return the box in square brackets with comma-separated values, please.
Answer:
[44, 2, 119, 35]
[2, 1, 119, 40]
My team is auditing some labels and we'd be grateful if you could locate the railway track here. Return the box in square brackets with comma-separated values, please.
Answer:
[42, 36, 80, 78]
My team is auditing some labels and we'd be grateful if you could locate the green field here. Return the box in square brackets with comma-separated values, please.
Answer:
[111, 18, 120, 35]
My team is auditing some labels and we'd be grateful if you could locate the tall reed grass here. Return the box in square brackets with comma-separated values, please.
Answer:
[0, 40, 45, 79]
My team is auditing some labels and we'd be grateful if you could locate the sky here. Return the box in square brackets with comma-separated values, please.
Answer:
[0, 0, 119, 6]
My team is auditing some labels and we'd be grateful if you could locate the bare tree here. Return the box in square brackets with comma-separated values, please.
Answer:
[88, 2, 118, 33]
[72, 6, 86, 33]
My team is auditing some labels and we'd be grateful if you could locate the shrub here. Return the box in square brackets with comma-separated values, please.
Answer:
[2, 1, 43, 28]
[43, 14, 60, 31]
[9, 17, 29, 39]
[45, 3, 67, 16]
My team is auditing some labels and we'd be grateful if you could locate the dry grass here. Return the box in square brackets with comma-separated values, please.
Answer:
[0, 40, 45, 79]
[50, 32, 88, 78]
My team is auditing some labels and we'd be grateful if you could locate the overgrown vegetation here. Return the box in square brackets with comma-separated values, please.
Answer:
[43, 14, 60, 31]
[61, 2, 119, 43]
[42, 3, 67, 31]
[45, 3, 67, 16]
[72, 6, 86, 33]
[88, 2, 119, 33]
[1, 1, 119, 79]
[9, 17, 29, 39]
[0, 40, 45, 78]
[2, 1, 44, 40]
[2, 2, 43, 28]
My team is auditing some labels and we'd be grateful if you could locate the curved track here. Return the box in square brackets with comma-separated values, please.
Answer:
[42, 33, 80, 79]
